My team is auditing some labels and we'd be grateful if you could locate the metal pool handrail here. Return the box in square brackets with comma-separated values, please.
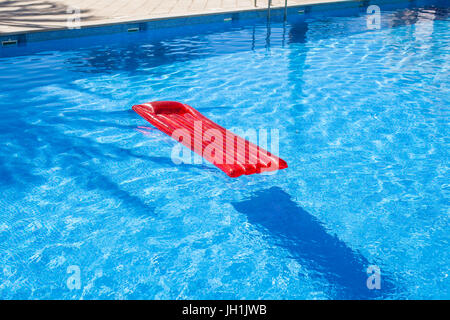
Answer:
[256, 1, 288, 21]
[284, 0, 288, 21]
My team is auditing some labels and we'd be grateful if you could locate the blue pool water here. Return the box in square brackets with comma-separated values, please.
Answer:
[0, 0, 448, 299]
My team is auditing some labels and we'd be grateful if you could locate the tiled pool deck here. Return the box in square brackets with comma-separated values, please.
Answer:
[1, 0, 353, 35]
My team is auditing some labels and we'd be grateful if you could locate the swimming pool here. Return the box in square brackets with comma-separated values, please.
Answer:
[0, 0, 448, 299]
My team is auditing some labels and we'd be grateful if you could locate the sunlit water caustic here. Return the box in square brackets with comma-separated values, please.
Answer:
[0, 0, 448, 299]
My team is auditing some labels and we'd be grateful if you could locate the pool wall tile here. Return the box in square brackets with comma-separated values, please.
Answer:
[0, 0, 439, 48]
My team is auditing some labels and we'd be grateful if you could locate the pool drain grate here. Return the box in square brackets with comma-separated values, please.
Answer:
[2, 39, 18, 47]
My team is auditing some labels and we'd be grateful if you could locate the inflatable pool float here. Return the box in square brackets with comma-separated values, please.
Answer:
[132, 101, 287, 177]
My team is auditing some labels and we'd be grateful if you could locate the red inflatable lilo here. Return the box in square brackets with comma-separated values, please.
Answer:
[132, 101, 287, 177]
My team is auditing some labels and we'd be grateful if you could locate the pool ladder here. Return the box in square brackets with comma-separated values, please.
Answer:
[256, 0, 289, 21]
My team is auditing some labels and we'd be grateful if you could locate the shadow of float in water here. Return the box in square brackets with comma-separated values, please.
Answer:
[232, 187, 396, 299]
